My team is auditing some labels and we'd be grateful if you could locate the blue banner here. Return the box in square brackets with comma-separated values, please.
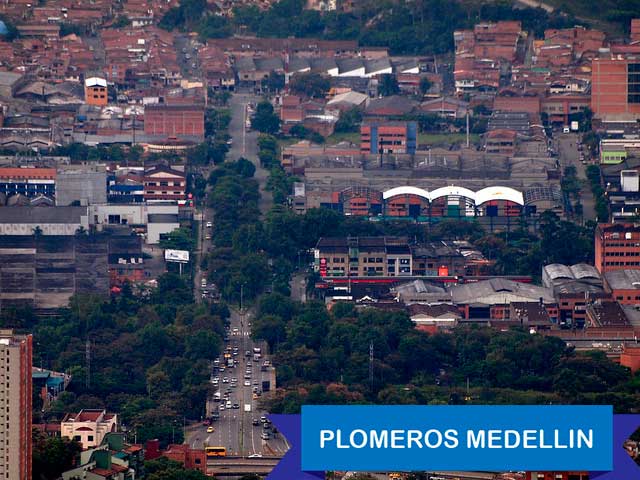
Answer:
[301, 405, 612, 471]
[268, 406, 640, 479]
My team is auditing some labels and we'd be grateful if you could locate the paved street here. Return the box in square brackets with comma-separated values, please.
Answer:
[185, 307, 288, 457]
[556, 132, 596, 222]
[187, 92, 287, 459]
[227, 93, 273, 215]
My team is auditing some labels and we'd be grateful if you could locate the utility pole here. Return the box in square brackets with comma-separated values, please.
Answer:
[466, 110, 470, 148]
[85, 339, 91, 389]
[368, 341, 374, 390]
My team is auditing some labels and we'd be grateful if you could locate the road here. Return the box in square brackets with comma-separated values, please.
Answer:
[185, 307, 288, 458]
[227, 93, 273, 216]
[556, 132, 596, 222]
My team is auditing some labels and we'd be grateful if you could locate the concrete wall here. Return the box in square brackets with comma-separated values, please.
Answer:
[90, 204, 179, 227]
[147, 222, 179, 244]
[56, 168, 107, 206]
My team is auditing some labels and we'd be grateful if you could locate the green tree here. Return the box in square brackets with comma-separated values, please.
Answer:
[185, 330, 222, 360]
[32, 429, 82, 480]
[419, 76, 432, 95]
[289, 72, 330, 98]
[113, 15, 131, 28]
[378, 74, 400, 97]
[334, 107, 363, 133]
[251, 101, 280, 134]
[262, 71, 285, 93]
[159, 227, 196, 252]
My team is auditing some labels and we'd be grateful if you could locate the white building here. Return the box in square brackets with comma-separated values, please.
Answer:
[61, 409, 118, 450]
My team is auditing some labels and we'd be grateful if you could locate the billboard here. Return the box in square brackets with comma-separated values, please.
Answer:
[164, 249, 190, 263]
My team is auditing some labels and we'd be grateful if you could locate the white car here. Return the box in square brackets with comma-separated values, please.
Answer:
[201, 279, 207, 288]
[248, 453, 263, 458]
[244, 380, 251, 387]
[222, 377, 229, 383]
[206, 221, 213, 228]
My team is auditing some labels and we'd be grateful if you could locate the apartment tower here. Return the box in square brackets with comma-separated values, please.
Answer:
[0, 330, 32, 480]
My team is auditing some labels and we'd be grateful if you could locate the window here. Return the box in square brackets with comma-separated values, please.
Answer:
[87, 435, 94, 442]
[195, 458, 201, 464]
[74, 435, 81, 441]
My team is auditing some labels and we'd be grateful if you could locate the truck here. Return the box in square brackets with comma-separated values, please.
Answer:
[570, 120, 579, 132]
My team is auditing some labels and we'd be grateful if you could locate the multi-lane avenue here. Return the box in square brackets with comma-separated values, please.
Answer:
[185, 307, 288, 458]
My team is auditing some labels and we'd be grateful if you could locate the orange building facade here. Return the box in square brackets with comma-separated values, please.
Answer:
[594, 223, 640, 273]
[592, 57, 640, 120]
[84, 77, 108, 106]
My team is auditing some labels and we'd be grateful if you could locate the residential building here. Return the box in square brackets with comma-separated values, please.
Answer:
[143, 165, 186, 204]
[61, 409, 118, 449]
[360, 122, 417, 155]
[594, 223, 640, 273]
[541, 94, 590, 126]
[84, 77, 108, 107]
[0, 329, 32, 480]
[61, 433, 143, 480]
[592, 56, 640, 122]
[145, 440, 206, 475]
[314, 237, 413, 277]
[143, 104, 205, 139]
[485, 129, 517, 156]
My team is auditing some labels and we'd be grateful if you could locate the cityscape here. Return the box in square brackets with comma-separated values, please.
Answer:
[0, 0, 639, 479]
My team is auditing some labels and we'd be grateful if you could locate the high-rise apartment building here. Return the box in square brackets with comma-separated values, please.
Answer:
[0, 329, 32, 480]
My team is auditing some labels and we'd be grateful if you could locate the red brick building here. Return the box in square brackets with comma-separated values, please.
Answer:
[594, 223, 640, 273]
[143, 104, 205, 139]
[360, 122, 417, 155]
[542, 94, 590, 125]
[145, 440, 207, 475]
[592, 57, 640, 121]
[620, 345, 640, 371]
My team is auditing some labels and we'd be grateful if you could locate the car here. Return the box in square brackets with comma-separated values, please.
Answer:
[232, 327, 239, 334]
[205, 234, 211, 240]
[185, 54, 191, 59]
[231, 377, 238, 383]
[248, 453, 263, 458]
[261, 432, 270, 440]
[219, 404, 225, 410]
[207, 426, 215, 433]
[252, 393, 259, 400]
[201, 279, 207, 288]
[206, 221, 213, 228]
[192, 62, 197, 68]
[222, 377, 229, 383]
[244, 374, 251, 380]
[252, 418, 260, 426]
[211, 379, 218, 385]
[244, 380, 251, 386]
[253, 380, 260, 385]
[232, 403, 240, 409]
[218, 366, 225, 372]
[260, 415, 267, 423]
[226, 400, 232, 408]
[245, 350, 251, 357]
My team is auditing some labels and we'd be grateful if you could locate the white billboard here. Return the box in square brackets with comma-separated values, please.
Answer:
[164, 249, 190, 263]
